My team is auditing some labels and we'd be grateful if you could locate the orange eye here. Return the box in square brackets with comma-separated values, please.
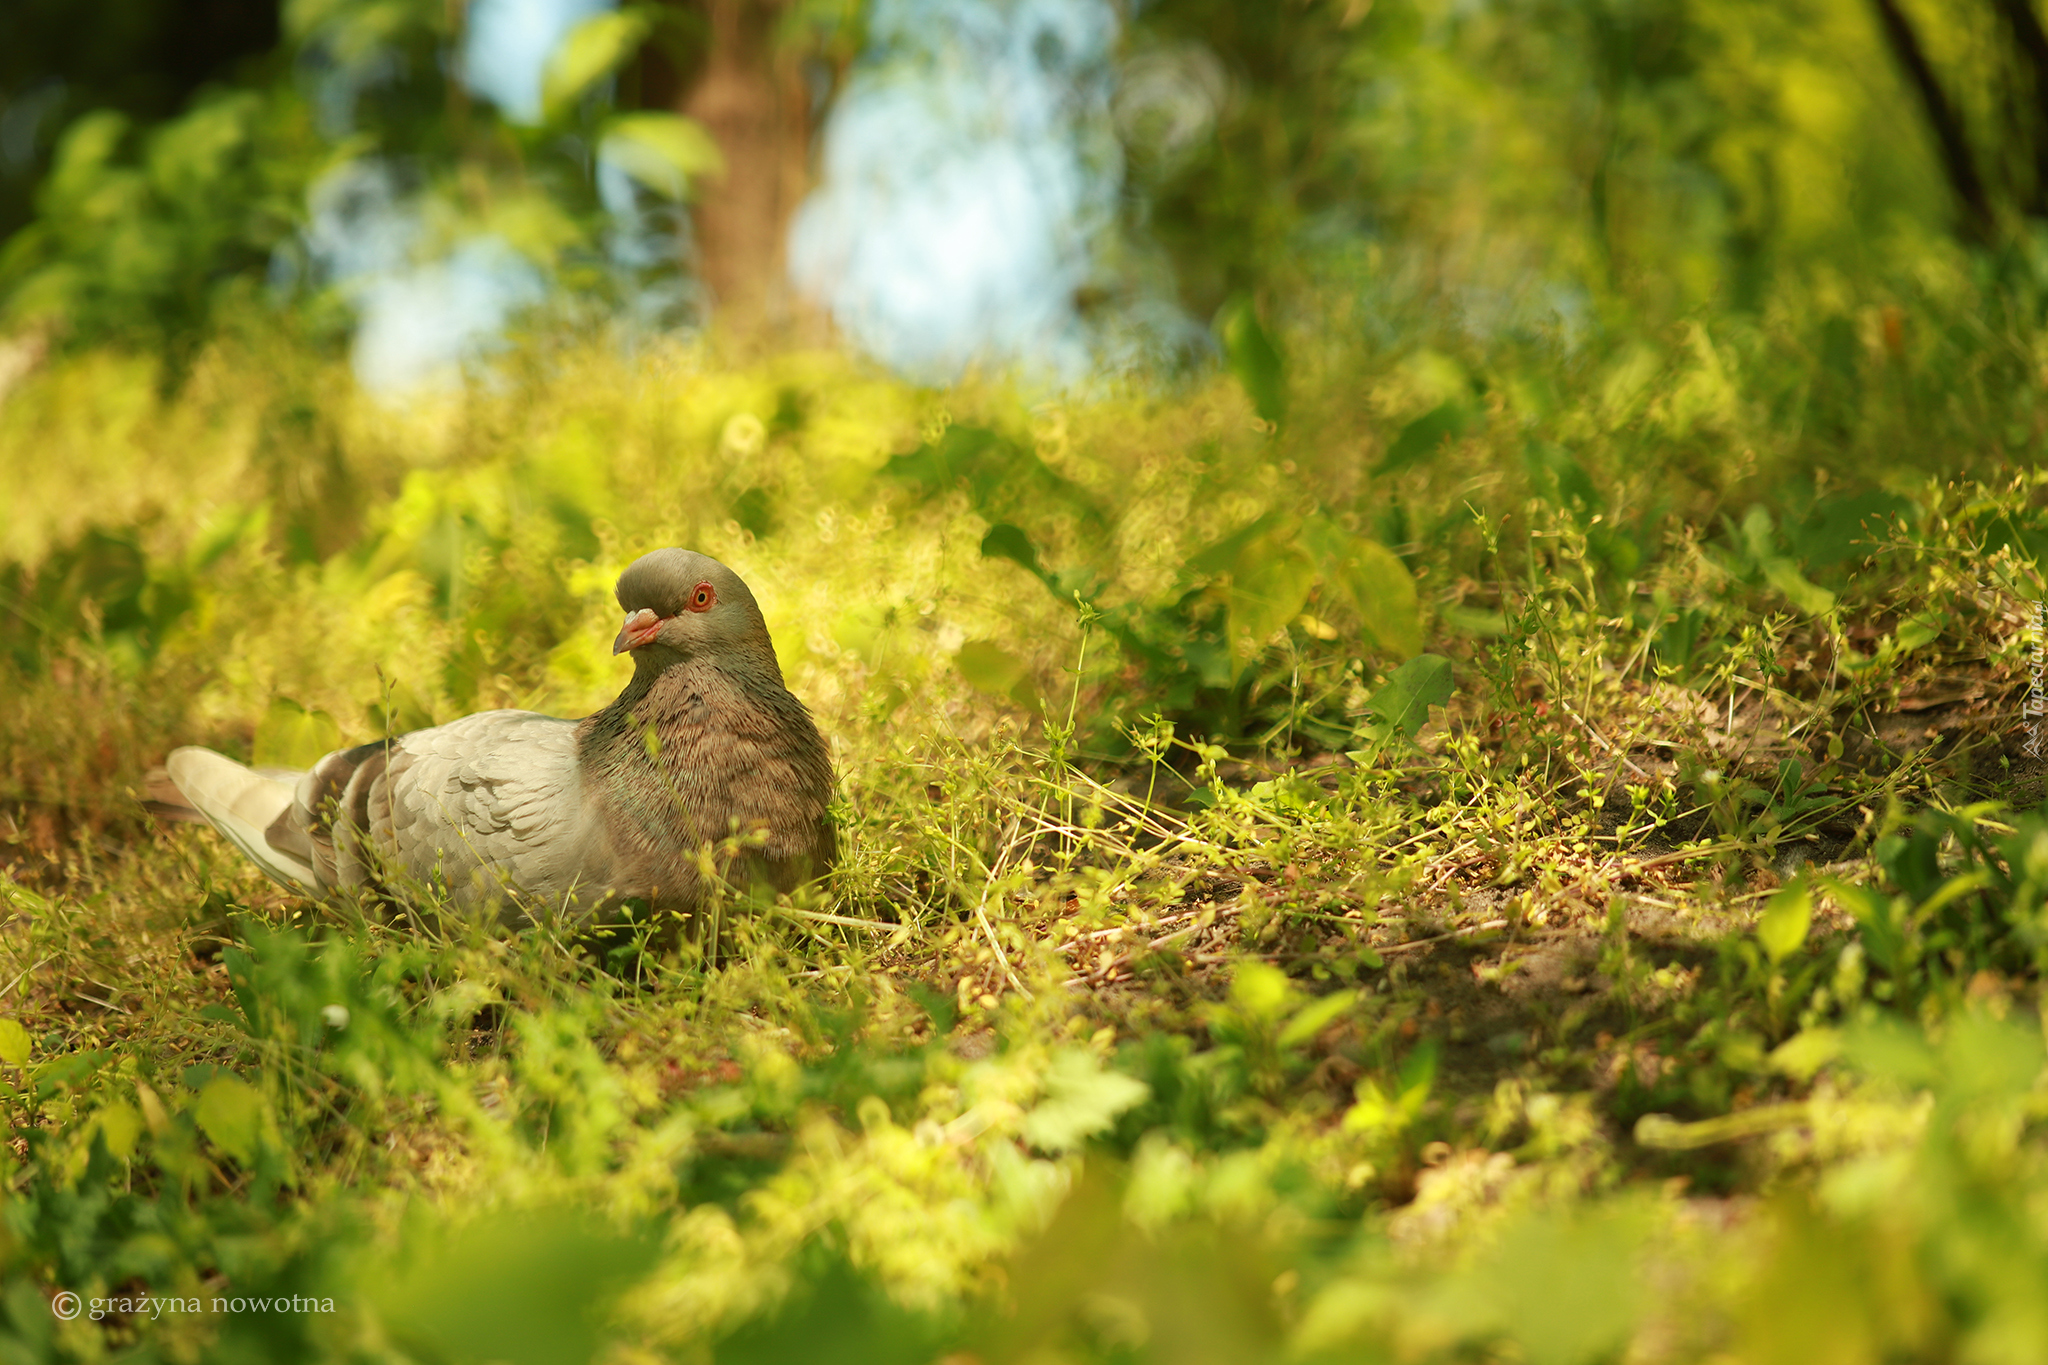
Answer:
[688, 582, 716, 612]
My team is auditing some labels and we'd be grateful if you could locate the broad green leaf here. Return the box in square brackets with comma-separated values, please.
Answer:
[1184, 511, 1283, 577]
[1358, 654, 1454, 746]
[1342, 538, 1421, 657]
[1018, 1049, 1151, 1152]
[1217, 296, 1285, 424]
[1756, 880, 1812, 965]
[195, 1074, 264, 1163]
[599, 112, 724, 200]
[1741, 507, 1835, 615]
[0, 1017, 29, 1065]
[1761, 558, 1836, 616]
[95, 1101, 143, 1159]
[1893, 611, 1944, 652]
[1229, 961, 1296, 1024]
[365, 1207, 659, 1365]
[542, 11, 653, 121]
[254, 697, 340, 770]
[1768, 1028, 1842, 1081]
[1278, 989, 1359, 1049]
[1791, 490, 1911, 567]
[44, 111, 129, 205]
[1469, 1207, 1651, 1365]
[1914, 868, 1992, 918]
[1941, 1011, 2047, 1099]
[1843, 1017, 1940, 1086]
[1227, 539, 1317, 671]
[955, 640, 1038, 710]
[1342, 1078, 1405, 1135]
[979, 522, 1042, 576]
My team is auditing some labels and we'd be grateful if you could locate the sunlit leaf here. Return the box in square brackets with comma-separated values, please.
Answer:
[1227, 538, 1316, 671]
[1019, 1049, 1151, 1152]
[1756, 879, 1812, 966]
[95, 1101, 143, 1160]
[1761, 559, 1836, 616]
[1228, 961, 1296, 1024]
[542, 11, 654, 122]
[1893, 611, 1944, 653]
[1769, 1028, 1842, 1081]
[598, 112, 725, 199]
[195, 1074, 264, 1164]
[956, 640, 1038, 709]
[1277, 989, 1359, 1048]
[0, 1018, 29, 1066]
[253, 697, 341, 770]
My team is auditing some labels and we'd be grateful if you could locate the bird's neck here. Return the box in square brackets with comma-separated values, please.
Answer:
[580, 655, 784, 768]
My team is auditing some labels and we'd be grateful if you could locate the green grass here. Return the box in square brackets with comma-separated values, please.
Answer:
[2, 317, 2047, 1364]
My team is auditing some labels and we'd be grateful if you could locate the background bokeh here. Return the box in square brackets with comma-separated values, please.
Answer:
[3, 0, 2040, 392]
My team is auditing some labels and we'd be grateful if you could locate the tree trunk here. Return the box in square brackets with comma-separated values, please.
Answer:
[645, 0, 817, 334]
[1867, 0, 1997, 244]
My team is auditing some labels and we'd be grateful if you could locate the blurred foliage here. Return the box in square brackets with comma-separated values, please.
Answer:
[0, 0, 280, 242]
[4, 0, 2048, 390]
[1118, 0, 2048, 327]
[0, 0, 727, 362]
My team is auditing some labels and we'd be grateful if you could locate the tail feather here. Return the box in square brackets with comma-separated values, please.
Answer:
[141, 766, 207, 824]
[164, 747, 319, 891]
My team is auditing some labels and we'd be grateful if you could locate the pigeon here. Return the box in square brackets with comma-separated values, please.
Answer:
[159, 548, 835, 921]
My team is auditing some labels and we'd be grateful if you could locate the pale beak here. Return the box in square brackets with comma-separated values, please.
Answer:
[613, 608, 662, 654]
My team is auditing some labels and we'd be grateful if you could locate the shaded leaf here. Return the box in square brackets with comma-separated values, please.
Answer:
[1358, 655, 1454, 746]
[363, 1207, 659, 1365]
[1524, 441, 1602, 514]
[1377, 402, 1474, 475]
[980, 523, 1043, 577]
[1217, 295, 1285, 424]
[1342, 537, 1422, 657]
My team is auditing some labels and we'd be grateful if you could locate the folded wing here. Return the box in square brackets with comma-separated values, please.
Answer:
[169, 712, 593, 916]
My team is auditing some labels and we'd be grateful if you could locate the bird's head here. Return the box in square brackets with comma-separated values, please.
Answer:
[612, 549, 778, 673]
